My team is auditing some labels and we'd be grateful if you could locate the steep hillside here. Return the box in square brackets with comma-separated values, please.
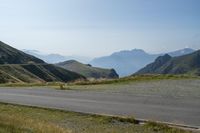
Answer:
[0, 64, 85, 83]
[0, 41, 85, 83]
[0, 41, 44, 64]
[56, 60, 119, 79]
[136, 50, 200, 75]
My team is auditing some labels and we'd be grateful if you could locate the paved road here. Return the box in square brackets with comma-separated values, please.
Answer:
[0, 87, 200, 127]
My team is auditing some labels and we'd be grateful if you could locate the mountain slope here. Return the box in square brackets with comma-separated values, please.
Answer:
[56, 60, 119, 79]
[0, 64, 85, 83]
[90, 48, 195, 77]
[0, 41, 85, 83]
[0, 41, 44, 64]
[136, 50, 200, 75]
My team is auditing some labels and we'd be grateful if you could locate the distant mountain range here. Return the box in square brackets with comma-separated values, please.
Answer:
[90, 48, 195, 77]
[0, 41, 85, 83]
[56, 60, 119, 79]
[167, 48, 195, 57]
[22, 47, 195, 77]
[23, 50, 91, 64]
[136, 50, 200, 75]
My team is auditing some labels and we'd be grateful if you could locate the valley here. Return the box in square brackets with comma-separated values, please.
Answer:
[1, 1, 200, 132]
[0, 41, 200, 133]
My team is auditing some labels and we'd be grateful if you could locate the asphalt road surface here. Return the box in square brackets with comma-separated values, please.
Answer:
[0, 87, 200, 128]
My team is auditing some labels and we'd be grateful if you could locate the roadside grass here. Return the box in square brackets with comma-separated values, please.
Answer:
[0, 74, 198, 88]
[145, 121, 191, 133]
[0, 103, 195, 133]
[69, 74, 198, 86]
[1, 75, 200, 98]
[0, 82, 62, 87]
[58, 74, 200, 92]
[0, 114, 69, 133]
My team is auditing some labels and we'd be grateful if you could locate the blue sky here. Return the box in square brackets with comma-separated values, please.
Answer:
[0, 0, 200, 57]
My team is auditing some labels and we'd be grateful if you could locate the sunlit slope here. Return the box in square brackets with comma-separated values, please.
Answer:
[136, 50, 200, 75]
[0, 41, 44, 64]
[0, 64, 85, 83]
[56, 60, 119, 79]
[0, 41, 85, 83]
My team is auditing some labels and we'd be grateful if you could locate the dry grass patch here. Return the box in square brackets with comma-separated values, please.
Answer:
[0, 103, 196, 133]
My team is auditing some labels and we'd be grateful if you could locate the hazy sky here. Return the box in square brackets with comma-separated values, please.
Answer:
[0, 0, 200, 57]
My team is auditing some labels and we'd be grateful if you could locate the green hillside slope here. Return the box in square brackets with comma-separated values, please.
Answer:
[0, 41, 85, 83]
[56, 60, 119, 79]
[0, 64, 85, 83]
[136, 50, 200, 75]
[0, 41, 44, 64]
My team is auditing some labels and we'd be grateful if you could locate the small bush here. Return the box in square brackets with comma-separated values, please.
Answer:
[59, 84, 65, 90]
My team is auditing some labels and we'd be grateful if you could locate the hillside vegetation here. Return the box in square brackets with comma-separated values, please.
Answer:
[0, 103, 193, 133]
[0, 41, 85, 83]
[0, 41, 44, 64]
[68, 74, 196, 86]
[136, 50, 200, 75]
[56, 60, 119, 79]
[0, 64, 85, 83]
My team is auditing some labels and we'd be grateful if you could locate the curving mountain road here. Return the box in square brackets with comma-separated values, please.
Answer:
[0, 85, 200, 128]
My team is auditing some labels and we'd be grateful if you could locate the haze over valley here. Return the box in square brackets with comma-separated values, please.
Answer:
[23, 47, 196, 77]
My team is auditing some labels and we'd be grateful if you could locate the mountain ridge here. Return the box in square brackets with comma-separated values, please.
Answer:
[90, 48, 195, 76]
[0, 41, 85, 83]
[0, 41, 45, 64]
[23, 49, 91, 63]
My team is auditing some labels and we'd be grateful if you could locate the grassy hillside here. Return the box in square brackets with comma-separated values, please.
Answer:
[0, 64, 85, 83]
[0, 41, 44, 64]
[56, 60, 119, 79]
[136, 50, 200, 75]
[0, 41, 85, 83]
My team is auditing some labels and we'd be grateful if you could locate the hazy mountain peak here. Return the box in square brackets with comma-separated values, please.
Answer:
[168, 48, 195, 57]
[111, 49, 146, 56]
[131, 49, 146, 53]
[23, 49, 40, 53]
[23, 50, 92, 64]
[180, 48, 195, 54]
